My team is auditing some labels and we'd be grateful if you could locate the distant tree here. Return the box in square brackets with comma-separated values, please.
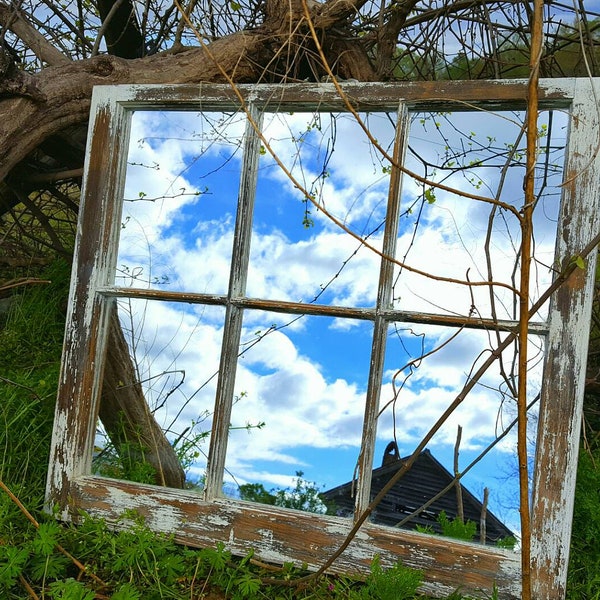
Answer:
[239, 471, 333, 514]
[239, 482, 277, 506]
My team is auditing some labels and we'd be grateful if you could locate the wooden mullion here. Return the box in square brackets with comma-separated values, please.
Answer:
[204, 105, 263, 499]
[97, 287, 548, 334]
[354, 104, 410, 519]
[99, 287, 548, 333]
[98, 286, 229, 306]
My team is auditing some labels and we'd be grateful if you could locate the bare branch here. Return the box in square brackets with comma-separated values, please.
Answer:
[0, 1, 71, 65]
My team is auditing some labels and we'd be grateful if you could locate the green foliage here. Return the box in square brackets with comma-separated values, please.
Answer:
[359, 555, 422, 600]
[92, 416, 160, 485]
[415, 511, 477, 543]
[437, 511, 477, 542]
[239, 471, 334, 515]
[0, 260, 70, 508]
[567, 447, 600, 600]
[495, 536, 517, 550]
[239, 482, 277, 505]
[48, 579, 96, 600]
[273, 471, 331, 514]
[424, 188, 436, 204]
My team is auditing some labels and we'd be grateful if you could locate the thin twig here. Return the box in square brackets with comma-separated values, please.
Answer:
[518, 1, 544, 597]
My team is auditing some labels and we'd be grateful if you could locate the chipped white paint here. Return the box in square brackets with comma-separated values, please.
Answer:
[45, 80, 599, 600]
[530, 78, 600, 599]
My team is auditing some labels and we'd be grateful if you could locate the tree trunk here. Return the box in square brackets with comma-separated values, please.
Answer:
[100, 307, 185, 488]
[0, 33, 268, 182]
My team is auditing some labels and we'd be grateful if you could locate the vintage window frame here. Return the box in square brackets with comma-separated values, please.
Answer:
[45, 80, 600, 599]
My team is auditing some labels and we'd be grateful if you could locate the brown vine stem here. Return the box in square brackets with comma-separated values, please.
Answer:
[175, 1, 520, 296]
[518, 1, 544, 598]
[18, 574, 39, 600]
[300, 0, 522, 219]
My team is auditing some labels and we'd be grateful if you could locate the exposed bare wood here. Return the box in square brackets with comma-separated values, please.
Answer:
[530, 78, 600, 599]
[99, 285, 550, 334]
[454, 425, 464, 523]
[480, 487, 489, 545]
[0, 277, 50, 295]
[70, 476, 522, 599]
[205, 105, 263, 499]
[375, 0, 419, 79]
[29, 168, 84, 184]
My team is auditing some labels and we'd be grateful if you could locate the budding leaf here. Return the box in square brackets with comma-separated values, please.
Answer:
[573, 255, 586, 270]
[424, 188, 436, 204]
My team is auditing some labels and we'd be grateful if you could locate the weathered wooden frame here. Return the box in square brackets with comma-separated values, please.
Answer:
[45, 79, 600, 599]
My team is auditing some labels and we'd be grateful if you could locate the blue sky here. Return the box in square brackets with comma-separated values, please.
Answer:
[109, 105, 566, 534]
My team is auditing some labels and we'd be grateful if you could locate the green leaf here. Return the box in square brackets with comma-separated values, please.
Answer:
[0, 546, 29, 587]
[29, 553, 70, 581]
[112, 583, 142, 600]
[424, 188, 436, 204]
[48, 578, 96, 600]
[234, 571, 261, 597]
[32, 521, 61, 556]
[573, 255, 586, 270]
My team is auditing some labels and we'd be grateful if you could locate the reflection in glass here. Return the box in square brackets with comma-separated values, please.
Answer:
[247, 112, 397, 307]
[394, 110, 565, 319]
[378, 324, 544, 537]
[94, 298, 225, 489]
[223, 310, 374, 514]
[115, 110, 246, 294]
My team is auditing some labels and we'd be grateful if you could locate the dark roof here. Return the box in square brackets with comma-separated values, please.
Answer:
[322, 447, 514, 544]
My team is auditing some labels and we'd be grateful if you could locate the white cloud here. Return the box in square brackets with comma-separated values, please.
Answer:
[247, 229, 381, 306]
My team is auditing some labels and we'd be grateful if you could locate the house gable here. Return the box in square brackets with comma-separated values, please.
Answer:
[322, 448, 514, 544]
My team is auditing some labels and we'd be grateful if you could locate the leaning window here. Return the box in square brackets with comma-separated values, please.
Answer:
[46, 81, 600, 599]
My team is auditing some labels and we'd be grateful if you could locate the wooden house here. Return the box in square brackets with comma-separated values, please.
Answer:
[322, 443, 514, 544]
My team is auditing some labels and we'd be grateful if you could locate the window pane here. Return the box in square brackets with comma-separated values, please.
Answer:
[376, 323, 543, 540]
[115, 110, 246, 294]
[223, 309, 374, 514]
[393, 109, 566, 320]
[94, 298, 225, 489]
[247, 111, 398, 307]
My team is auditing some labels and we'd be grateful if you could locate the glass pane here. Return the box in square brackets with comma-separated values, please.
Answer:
[115, 110, 246, 294]
[94, 298, 225, 489]
[393, 109, 566, 321]
[223, 309, 374, 515]
[247, 111, 398, 307]
[373, 323, 543, 542]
